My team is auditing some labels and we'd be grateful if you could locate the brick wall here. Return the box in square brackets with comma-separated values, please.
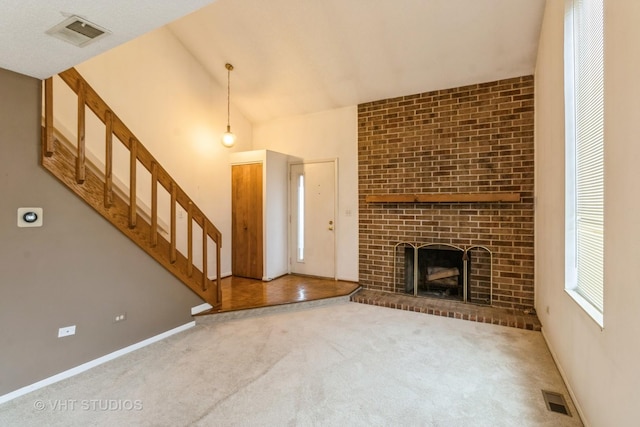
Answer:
[358, 76, 534, 310]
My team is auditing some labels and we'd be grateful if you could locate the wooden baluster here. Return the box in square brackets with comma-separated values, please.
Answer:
[150, 162, 158, 247]
[104, 110, 113, 208]
[170, 182, 177, 264]
[76, 79, 86, 183]
[44, 78, 54, 157]
[216, 233, 222, 304]
[50, 68, 230, 303]
[187, 203, 193, 277]
[129, 138, 137, 228]
[202, 220, 208, 291]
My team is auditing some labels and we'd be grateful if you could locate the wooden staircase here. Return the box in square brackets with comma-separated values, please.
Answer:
[41, 68, 222, 307]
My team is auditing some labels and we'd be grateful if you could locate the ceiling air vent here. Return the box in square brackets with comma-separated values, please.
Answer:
[46, 16, 110, 48]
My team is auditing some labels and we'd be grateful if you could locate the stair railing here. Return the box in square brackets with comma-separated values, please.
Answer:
[42, 68, 222, 306]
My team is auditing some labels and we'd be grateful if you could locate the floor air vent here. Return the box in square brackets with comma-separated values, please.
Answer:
[542, 390, 571, 416]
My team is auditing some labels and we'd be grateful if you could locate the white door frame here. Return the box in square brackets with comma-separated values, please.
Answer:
[288, 158, 338, 279]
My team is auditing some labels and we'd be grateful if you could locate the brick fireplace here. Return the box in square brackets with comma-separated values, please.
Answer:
[358, 76, 534, 310]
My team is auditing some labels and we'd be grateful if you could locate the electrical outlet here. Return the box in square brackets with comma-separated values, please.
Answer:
[114, 313, 127, 323]
[58, 325, 76, 338]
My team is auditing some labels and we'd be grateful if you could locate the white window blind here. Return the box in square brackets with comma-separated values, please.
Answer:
[566, 0, 604, 317]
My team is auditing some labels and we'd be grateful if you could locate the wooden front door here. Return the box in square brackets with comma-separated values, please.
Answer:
[232, 163, 263, 279]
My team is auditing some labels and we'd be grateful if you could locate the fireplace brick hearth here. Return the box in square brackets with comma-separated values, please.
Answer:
[358, 76, 534, 310]
[351, 289, 541, 331]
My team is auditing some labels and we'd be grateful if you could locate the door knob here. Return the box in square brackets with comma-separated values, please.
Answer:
[328, 220, 334, 230]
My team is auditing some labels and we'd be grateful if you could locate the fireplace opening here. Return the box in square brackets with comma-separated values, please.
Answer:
[395, 242, 493, 305]
[404, 244, 467, 301]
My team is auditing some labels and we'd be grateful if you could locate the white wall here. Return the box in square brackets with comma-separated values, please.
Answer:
[0, 68, 202, 397]
[73, 27, 253, 277]
[535, 1, 640, 426]
[264, 150, 291, 279]
[253, 107, 359, 282]
[67, 26, 357, 281]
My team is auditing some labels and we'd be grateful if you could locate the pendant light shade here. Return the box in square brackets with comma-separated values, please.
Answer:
[221, 126, 236, 148]
[221, 63, 236, 148]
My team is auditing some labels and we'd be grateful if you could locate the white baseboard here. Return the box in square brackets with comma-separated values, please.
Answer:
[540, 328, 589, 426]
[190, 273, 233, 314]
[0, 321, 195, 405]
[191, 303, 213, 315]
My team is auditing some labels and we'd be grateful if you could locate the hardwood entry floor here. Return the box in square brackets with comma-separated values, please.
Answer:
[203, 274, 360, 314]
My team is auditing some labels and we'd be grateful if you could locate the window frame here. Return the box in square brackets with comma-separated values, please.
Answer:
[564, 0, 605, 328]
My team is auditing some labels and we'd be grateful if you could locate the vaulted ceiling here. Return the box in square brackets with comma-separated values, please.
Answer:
[0, 0, 546, 124]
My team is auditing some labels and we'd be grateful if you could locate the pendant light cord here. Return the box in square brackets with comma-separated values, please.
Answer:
[225, 63, 233, 129]
[221, 63, 236, 147]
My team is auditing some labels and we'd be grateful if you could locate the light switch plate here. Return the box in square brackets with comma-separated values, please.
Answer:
[17, 207, 43, 228]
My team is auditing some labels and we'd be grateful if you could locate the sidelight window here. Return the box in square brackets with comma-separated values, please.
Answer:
[297, 174, 305, 262]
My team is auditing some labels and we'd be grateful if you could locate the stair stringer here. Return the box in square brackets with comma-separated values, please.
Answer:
[41, 133, 221, 308]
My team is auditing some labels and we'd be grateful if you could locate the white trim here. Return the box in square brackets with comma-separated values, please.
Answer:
[564, 0, 605, 323]
[564, 0, 578, 296]
[541, 328, 589, 427]
[565, 289, 604, 329]
[0, 321, 195, 405]
[191, 303, 213, 315]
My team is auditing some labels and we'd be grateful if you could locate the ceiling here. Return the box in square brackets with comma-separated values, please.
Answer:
[0, 0, 215, 79]
[0, 0, 546, 124]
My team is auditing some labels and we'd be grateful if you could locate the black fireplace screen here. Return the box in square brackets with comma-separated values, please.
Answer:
[394, 243, 492, 305]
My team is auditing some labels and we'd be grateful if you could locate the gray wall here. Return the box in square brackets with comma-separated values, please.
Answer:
[0, 68, 203, 396]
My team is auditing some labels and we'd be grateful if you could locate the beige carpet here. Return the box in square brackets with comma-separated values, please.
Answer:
[0, 301, 582, 426]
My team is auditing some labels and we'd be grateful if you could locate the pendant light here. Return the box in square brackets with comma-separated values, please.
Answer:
[221, 63, 236, 148]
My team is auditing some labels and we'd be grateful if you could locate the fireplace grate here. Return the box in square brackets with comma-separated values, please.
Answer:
[541, 390, 571, 416]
